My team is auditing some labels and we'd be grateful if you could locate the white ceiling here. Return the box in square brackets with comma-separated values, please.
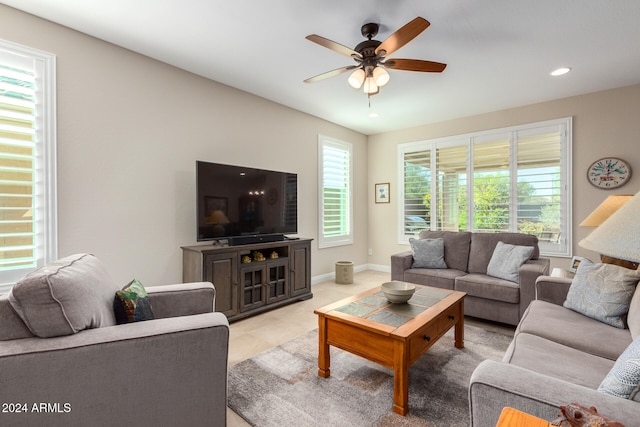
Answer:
[3, 0, 640, 135]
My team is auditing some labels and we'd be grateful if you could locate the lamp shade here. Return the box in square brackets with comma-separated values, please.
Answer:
[372, 67, 390, 86]
[579, 191, 640, 263]
[363, 77, 379, 94]
[579, 194, 633, 226]
[348, 69, 365, 89]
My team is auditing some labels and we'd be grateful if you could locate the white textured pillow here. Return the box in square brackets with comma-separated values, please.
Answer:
[486, 241, 534, 283]
[598, 335, 640, 400]
[8, 253, 120, 337]
[409, 238, 447, 269]
[563, 259, 640, 328]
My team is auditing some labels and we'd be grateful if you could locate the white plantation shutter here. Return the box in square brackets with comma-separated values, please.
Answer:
[402, 149, 431, 235]
[436, 143, 467, 231]
[516, 124, 567, 255]
[0, 41, 57, 290]
[318, 135, 352, 248]
[472, 133, 511, 232]
[0, 63, 36, 269]
[398, 118, 571, 257]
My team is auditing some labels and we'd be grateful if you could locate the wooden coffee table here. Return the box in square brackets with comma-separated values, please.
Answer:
[314, 284, 466, 416]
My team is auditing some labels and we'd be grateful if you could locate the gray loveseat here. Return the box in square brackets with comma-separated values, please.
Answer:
[469, 274, 640, 426]
[0, 253, 229, 427]
[391, 231, 550, 325]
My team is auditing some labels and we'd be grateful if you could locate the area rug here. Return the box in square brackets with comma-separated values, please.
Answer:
[228, 323, 513, 426]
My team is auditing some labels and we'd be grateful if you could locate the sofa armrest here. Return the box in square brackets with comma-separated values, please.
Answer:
[535, 276, 572, 305]
[391, 251, 414, 281]
[469, 360, 639, 427]
[146, 281, 215, 318]
[0, 313, 229, 427]
[518, 258, 550, 318]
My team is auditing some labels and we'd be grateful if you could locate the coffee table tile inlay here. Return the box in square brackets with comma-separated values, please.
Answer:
[314, 283, 466, 416]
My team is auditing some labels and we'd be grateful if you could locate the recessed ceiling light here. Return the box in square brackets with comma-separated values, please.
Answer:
[368, 112, 379, 118]
[550, 67, 571, 76]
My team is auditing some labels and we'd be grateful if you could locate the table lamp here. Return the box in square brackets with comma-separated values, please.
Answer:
[579, 191, 640, 270]
[579, 194, 633, 226]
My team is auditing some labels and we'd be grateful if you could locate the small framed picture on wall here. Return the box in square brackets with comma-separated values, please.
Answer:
[375, 183, 390, 204]
[569, 256, 586, 273]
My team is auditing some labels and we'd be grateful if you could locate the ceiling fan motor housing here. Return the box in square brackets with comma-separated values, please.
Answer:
[354, 38, 383, 73]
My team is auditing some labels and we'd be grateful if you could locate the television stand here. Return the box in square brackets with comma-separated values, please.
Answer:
[181, 238, 312, 322]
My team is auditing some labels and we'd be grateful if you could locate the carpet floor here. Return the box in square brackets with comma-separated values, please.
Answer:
[228, 322, 513, 426]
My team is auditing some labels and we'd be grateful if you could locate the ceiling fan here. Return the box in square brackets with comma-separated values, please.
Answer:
[304, 17, 446, 96]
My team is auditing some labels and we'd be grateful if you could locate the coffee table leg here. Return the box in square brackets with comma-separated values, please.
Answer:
[393, 340, 409, 415]
[455, 300, 464, 349]
[317, 315, 330, 378]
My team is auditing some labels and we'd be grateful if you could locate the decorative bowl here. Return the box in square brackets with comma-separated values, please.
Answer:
[381, 281, 416, 304]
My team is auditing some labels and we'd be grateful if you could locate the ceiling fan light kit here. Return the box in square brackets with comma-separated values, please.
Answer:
[363, 77, 379, 95]
[372, 67, 390, 86]
[304, 17, 446, 97]
[348, 68, 366, 89]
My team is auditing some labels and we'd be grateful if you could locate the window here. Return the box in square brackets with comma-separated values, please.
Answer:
[0, 40, 57, 292]
[398, 118, 572, 257]
[318, 135, 353, 248]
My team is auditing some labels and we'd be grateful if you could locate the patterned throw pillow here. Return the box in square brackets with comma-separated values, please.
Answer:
[598, 335, 640, 400]
[113, 279, 155, 324]
[409, 238, 447, 269]
[486, 241, 534, 283]
[563, 259, 640, 328]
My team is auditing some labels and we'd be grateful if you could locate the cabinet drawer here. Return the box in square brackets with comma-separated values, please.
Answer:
[436, 304, 460, 335]
[408, 321, 439, 362]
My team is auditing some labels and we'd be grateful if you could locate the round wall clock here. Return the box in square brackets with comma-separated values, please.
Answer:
[587, 158, 631, 189]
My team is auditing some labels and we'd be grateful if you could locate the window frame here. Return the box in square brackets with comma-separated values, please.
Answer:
[0, 39, 57, 292]
[317, 134, 353, 249]
[397, 117, 572, 257]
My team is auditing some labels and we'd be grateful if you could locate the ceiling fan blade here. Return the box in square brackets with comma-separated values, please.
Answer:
[384, 58, 446, 72]
[304, 65, 358, 83]
[306, 35, 362, 59]
[375, 17, 430, 57]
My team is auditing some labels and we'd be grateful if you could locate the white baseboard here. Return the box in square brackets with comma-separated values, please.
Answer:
[366, 264, 391, 273]
[311, 263, 390, 285]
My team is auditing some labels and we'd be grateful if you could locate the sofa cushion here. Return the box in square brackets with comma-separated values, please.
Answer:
[403, 268, 465, 290]
[0, 295, 33, 341]
[113, 279, 155, 324]
[486, 241, 534, 283]
[8, 253, 120, 338]
[455, 273, 520, 303]
[598, 335, 640, 400]
[468, 232, 539, 274]
[409, 237, 447, 269]
[518, 300, 632, 361]
[504, 332, 615, 389]
[628, 287, 640, 340]
[418, 230, 471, 272]
[563, 259, 640, 328]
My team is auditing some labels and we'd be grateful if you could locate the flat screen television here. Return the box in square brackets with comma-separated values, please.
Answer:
[196, 161, 297, 243]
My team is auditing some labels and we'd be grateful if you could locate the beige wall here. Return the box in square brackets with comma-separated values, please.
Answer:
[0, 5, 369, 285]
[368, 84, 640, 271]
[3, 4, 639, 285]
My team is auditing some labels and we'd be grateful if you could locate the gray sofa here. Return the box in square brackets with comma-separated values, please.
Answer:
[391, 231, 550, 325]
[469, 274, 640, 426]
[0, 253, 229, 427]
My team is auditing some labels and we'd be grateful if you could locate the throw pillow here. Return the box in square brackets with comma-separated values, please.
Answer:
[598, 335, 640, 400]
[486, 241, 534, 283]
[113, 279, 155, 324]
[8, 253, 120, 338]
[409, 237, 447, 269]
[563, 259, 640, 328]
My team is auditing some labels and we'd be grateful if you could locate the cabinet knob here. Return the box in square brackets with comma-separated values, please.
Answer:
[423, 335, 431, 342]
[448, 315, 455, 320]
